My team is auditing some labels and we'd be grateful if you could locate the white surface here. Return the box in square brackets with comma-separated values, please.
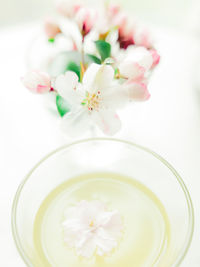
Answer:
[0, 23, 200, 266]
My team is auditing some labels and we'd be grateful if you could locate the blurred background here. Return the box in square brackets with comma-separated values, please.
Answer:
[1, 0, 200, 266]
[0, 0, 198, 30]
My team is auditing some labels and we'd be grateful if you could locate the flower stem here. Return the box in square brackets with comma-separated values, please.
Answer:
[81, 37, 85, 67]
[80, 37, 86, 82]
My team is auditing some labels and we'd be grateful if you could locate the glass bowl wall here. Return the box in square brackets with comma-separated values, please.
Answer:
[12, 138, 194, 266]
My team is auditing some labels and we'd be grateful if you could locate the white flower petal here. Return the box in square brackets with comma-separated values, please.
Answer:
[94, 64, 115, 91]
[96, 228, 117, 255]
[79, 200, 105, 225]
[106, 29, 119, 46]
[124, 80, 150, 101]
[60, 107, 91, 137]
[54, 71, 79, 104]
[101, 211, 123, 236]
[82, 63, 101, 90]
[125, 46, 153, 71]
[63, 224, 84, 248]
[119, 61, 145, 80]
[83, 64, 115, 93]
[91, 109, 121, 136]
[102, 85, 129, 109]
[77, 234, 96, 258]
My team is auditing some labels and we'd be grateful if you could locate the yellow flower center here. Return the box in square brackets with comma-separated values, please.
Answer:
[89, 220, 94, 227]
[81, 91, 101, 111]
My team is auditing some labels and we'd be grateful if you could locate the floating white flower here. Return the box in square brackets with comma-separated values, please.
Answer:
[55, 63, 129, 136]
[62, 200, 123, 258]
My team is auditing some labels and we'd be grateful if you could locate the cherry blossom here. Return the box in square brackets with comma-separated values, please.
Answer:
[54, 64, 127, 136]
[62, 200, 123, 258]
[119, 46, 154, 80]
[22, 1, 160, 137]
[75, 7, 97, 37]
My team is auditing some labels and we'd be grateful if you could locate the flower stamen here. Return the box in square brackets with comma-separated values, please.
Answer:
[81, 91, 102, 111]
[89, 220, 94, 227]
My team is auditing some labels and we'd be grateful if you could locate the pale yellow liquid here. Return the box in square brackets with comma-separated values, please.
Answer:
[33, 173, 171, 267]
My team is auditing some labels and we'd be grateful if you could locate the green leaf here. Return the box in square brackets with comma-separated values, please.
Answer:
[104, 57, 115, 65]
[86, 54, 101, 64]
[95, 40, 111, 62]
[48, 51, 104, 77]
[56, 95, 70, 117]
[66, 61, 81, 81]
[48, 38, 55, 43]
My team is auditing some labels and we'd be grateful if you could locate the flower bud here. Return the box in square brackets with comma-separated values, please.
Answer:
[44, 18, 61, 39]
[22, 71, 51, 94]
[75, 7, 96, 37]
[114, 13, 135, 49]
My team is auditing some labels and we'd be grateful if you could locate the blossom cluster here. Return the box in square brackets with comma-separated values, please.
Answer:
[22, 1, 160, 136]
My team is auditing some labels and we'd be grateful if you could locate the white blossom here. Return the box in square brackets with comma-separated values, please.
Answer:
[62, 200, 123, 258]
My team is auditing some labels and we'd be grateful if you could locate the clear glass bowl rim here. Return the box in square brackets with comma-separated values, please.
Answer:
[11, 137, 194, 267]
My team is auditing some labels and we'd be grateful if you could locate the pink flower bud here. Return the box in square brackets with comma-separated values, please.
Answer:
[150, 49, 160, 68]
[44, 18, 61, 38]
[114, 13, 135, 49]
[75, 7, 96, 37]
[22, 71, 51, 94]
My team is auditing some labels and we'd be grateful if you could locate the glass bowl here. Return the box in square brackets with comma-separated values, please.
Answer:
[12, 138, 194, 266]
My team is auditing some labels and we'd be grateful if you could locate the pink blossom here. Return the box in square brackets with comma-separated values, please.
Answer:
[150, 49, 160, 68]
[114, 13, 135, 49]
[118, 30, 134, 49]
[44, 18, 61, 38]
[75, 7, 96, 37]
[22, 71, 51, 94]
[119, 47, 154, 80]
